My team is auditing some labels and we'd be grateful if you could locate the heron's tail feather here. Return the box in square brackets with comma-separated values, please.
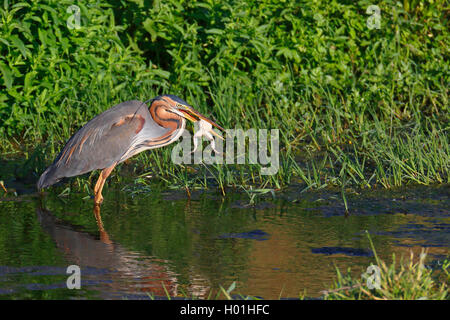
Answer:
[37, 166, 61, 190]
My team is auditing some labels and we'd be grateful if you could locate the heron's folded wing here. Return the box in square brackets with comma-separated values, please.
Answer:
[51, 112, 166, 178]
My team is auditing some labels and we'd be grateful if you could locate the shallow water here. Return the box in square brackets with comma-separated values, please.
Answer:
[0, 179, 448, 299]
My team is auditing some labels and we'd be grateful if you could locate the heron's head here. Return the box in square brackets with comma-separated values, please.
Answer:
[149, 95, 224, 132]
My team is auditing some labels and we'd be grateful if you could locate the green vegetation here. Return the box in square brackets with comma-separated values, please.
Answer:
[322, 252, 449, 300]
[321, 233, 449, 300]
[0, 0, 448, 194]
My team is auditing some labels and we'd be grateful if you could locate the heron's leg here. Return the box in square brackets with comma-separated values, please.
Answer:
[94, 163, 116, 205]
[93, 205, 112, 244]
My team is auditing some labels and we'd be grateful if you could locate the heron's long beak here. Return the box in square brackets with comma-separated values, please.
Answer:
[178, 105, 225, 139]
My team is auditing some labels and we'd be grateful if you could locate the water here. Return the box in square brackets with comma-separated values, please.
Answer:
[0, 179, 448, 299]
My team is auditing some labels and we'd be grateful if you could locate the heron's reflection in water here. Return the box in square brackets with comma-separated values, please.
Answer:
[36, 204, 201, 299]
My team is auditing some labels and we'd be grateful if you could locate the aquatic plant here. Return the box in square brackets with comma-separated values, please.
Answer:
[321, 233, 449, 300]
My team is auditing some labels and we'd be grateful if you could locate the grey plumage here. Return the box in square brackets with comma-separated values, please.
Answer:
[37, 100, 173, 189]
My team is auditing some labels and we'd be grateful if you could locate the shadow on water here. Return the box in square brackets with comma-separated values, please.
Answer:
[0, 175, 448, 299]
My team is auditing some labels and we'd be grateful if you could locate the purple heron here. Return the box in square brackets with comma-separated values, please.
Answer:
[37, 95, 223, 204]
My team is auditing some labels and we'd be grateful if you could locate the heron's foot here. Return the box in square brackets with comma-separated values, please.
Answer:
[0, 181, 7, 193]
[94, 193, 104, 205]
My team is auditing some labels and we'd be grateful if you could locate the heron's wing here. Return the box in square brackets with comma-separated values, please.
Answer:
[38, 101, 169, 188]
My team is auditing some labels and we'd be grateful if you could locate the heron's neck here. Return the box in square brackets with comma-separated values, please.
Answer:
[149, 104, 183, 131]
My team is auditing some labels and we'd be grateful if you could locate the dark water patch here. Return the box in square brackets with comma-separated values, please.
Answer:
[374, 221, 450, 248]
[308, 198, 449, 218]
[218, 229, 270, 241]
[387, 241, 446, 248]
[0, 288, 15, 295]
[24, 279, 112, 291]
[306, 205, 347, 217]
[160, 189, 212, 202]
[230, 200, 276, 210]
[162, 192, 189, 201]
[287, 184, 449, 218]
[311, 247, 374, 257]
[428, 254, 448, 259]
[252, 202, 276, 210]
[115, 294, 191, 300]
[426, 256, 449, 271]
[0, 266, 113, 278]
[0, 279, 112, 295]
[230, 294, 264, 300]
[112, 293, 152, 300]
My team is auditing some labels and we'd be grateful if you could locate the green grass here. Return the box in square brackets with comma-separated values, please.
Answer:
[322, 233, 449, 300]
[0, 0, 448, 196]
[322, 252, 449, 300]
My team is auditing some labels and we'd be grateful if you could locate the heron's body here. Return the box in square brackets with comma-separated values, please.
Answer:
[37, 95, 223, 204]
